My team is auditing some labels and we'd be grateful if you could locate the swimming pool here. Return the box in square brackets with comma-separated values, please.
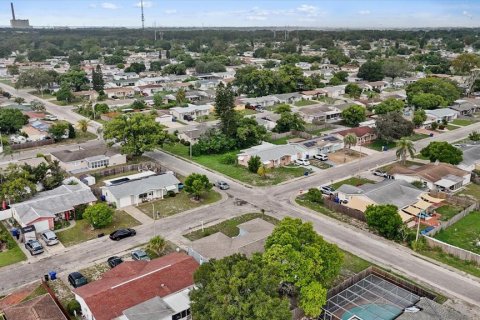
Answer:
[341, 303, 402, 320]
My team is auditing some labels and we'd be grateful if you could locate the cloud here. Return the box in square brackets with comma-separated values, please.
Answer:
[463, 10, 473, 18]
[101, 2, 118, 9]
[164, 9, 177, 15]
[296, 4, 323, 17]
[134, 1, 153, 8]
[358, 10, 371, 15]
[246, 15, 267, 21]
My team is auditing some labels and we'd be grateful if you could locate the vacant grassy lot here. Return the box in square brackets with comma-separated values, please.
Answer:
[418, 246, 480, 279]
[436, 204, 463, 221]
[365, 139, 396, 151]
[456, 183, 480, 200]
[332, 177, 374, 189]
[56, 211, 140, 247]
[332, 250, 372, 286]
[163, 143, 305, 186]
[295, 99, 318, 107]
[451, 118, 474, 126]
[184, 212, 279, 241]
[434, 211, 480, 254]
[0, 223, 27, 268]
[268, 135, 296, 145]
[138, 190, 221, 218]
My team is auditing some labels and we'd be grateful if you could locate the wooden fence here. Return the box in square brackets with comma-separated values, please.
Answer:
[324, 198, 366, 221]
[10, 139, 54, 150]
[78, 161, 165, 179]
[424, 236, 480, 266]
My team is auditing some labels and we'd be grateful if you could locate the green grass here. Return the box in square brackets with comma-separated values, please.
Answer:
[365, 139, 396, 151]
[452, 118, 474, 126]
[296, 196, 343, 221]
[71, 131, 97, 143]
[434, 211, 480, 254]
[294, 99, 318, 107]
[415, 153, 430, 160]
[183, 212, 279, 241]
[332, 177, 374, 189]
[56, 210, 140, 247]
[417, 246, 480, 278]
[267, 135, 296, 145]
[29, 91, 56, 100]
[238, 109, 257, 116]
[137, 190, 222, 218]
[0, 223, 27, 268]
[436, 204, 463, 221]
[305, 124, 332, 135]
[163, 143, 306, 186]
[456, 183, 480, 200]
[409, 133, 430, 141]
[196, 114, 217, 123]
[22, 284, 48, 302]
[0, 79, 13, 86]
[446, 124, 459, 131]
[332, 250, 373, 286]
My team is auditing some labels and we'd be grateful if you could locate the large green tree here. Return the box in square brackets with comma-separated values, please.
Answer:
[374, 98, 405, 115]
[411, 93, 445, 110]
[274, 111, 306, 133]
[15, 68, 58, 93]
[375, 112, 414, 142]
[263, 217, 343, 317]
[382, 57, 409, 82]
[48, 122, 69, 141]
[412, 109, 427, 127]
[341, 105, 366, 127]
[91, 64, 104, 92]
[60, 70, 89, 92]
[190, 254, 291, 320]
[357, 60, 384, 82]
[451, 53, 480, 75]
[215, 83, 238, 137]
[0, 109, 28, 134]
[103, 113, 169, 156]
[183, 173, 212, 200]
[365, 204, 403, 239]
[420, 141, 463, 165]
[406, 77, 460, 106]
[345, 83, 362, 98]
[83, 203, 114, 229]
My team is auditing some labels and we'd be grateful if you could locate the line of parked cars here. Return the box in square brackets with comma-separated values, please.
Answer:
[24, 230, 60, 256]
[294, 153, 329, 166]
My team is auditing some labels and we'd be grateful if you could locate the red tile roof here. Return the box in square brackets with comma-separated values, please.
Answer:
[74, 253, 199, 320]
[335, 126, 375, 138]
[3, 294, 68, 320]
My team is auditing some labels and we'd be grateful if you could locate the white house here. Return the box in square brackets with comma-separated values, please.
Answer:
[101, 172, 180, 208]
[425, 108, 459, 123]
[170, 104, 211, 120]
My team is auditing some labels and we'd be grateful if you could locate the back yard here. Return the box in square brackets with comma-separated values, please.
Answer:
[434, 211, 480, 254]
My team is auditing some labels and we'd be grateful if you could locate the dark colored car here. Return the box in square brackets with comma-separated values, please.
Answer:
[25, 239, 44, 256]
[68, 272, 88, 288]
[109, 228, 136, 241]
[107, 256, 124, 268]
[183, 114, 194, 121]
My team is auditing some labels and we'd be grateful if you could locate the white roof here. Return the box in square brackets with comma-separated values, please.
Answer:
[170, 104, 211, 114]
[102, 173, 180, 199]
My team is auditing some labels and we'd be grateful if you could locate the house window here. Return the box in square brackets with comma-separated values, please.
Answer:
[89, 159, 109, 169]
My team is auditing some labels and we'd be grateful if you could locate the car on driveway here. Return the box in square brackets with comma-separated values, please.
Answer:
[41, 230, 59, 246]
[68, 272, 88, 288]
[215, 181, 230, 190]
[109, 228, 136, 241]
[107, 256, 124, 268]
[294, 158, 310, 166]
[319, 185, 336, 196]
[131, 249, 150, 261]
[25, 240, 44, 255]
[372, 169, 388, 177]
[313, 154, 328, 161]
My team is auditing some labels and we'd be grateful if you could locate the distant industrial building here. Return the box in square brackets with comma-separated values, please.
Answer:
[10, 2, 30, 29]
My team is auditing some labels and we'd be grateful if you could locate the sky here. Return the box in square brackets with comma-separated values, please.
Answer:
[2, 0, 480, 28]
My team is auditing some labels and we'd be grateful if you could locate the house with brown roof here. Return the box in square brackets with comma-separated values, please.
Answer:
[388, 163, 471, 192]
[74, 252, 199, 320]
[333, 126, 377, 145]
[2, 293, 68, 320]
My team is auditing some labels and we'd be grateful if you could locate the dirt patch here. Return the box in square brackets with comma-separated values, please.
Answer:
[48, 279, 75, 306]
[79, 262, 111, 282]
[328, 150, 364, 165]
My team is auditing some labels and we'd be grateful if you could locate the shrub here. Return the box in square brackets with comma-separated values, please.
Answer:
[411, 181, 425, 189]
[438, 124, 445, 130]
[247, 156, 262, 173]
[167, 190, 176, 197]
[220, 153, 237, 165]
[430, 122, 438, 130]
[66, 299, 81, 315]
[83, 203, 114, 229]
[305, 188, 323, 204]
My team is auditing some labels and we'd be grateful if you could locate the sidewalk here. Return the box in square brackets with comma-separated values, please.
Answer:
[123, 205, 154, 224]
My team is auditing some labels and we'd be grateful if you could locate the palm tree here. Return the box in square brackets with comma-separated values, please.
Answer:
[343, 133, 358, 156]
[396, 138, 416, 165]
[76, 119, 90, 133]
[146, 236, 167, 256]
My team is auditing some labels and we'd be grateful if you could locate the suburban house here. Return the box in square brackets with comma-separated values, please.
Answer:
[457, 144, 480, 172]
[177, 125, 210, 145]
[50, 145, 126, 173]
[237, 142, 306, 168]
[336, 179, 431, 222]
[239, 96, 280, 108]
[155, 109, 174, 125]
[101, 172, 180, 208]
[104, 87, 135, 99]
[273, 92, 304, 104]
[290, 135, 344, 157]
[425, 108, 459, 123]
[255, 113, 281, 131]
[74, 253, 199, 320]
[298, 104, 342, 123]
[170, 104, 211, 120]
[322, 85, 346, 98]
[21, 124, 49, 141]
[388, 163, 471, 192]
[333, 127, 378, 145]
[2, 292, 68, 320]
[10, 179, 97, 232]
[301, 89, 328, 100]
[450, 100, 479, 116]
[188, 218, 275, 264]
[73, 90, 99, 102]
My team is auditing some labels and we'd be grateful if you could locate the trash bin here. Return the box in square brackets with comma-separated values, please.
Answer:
[44, 274, 49, 282]
[49, 271, 57, 280]
[304, 171, 309, 176]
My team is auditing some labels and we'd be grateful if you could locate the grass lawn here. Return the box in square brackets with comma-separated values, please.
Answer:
[332, 250, 372, 286]
[268, 135, 296, 145]
[56, 210, 140, 247]
[434, 211, 480, 254]
[446, 124, 460, 131]
[436, 204, 463, 221]
[456, 183, 480, 200]
[183, 212, 279, 241]
[196, 114, 217, 123]
[418, 247, 480, 279]
[332, 177, 374, 189]
[305, 123, 333, 135]
[365, 139, 396, 151]
[0, 223, 27, 268]
[238, 109, 257, 116]
[295, 99, 318, 107]
[163, 143, 306, 186]
[71, 131, 97, 143]
[452, 119, 474, 126]
[22, 284, 48, 302]
[0, 79, 13, 86]
[409, 133, 430, 141]
[296, 196, 341, 221]
[138, 190, 222, 219]
[29, 91, 56, 100]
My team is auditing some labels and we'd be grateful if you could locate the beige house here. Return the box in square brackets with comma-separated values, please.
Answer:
[237, 142, 305, 168]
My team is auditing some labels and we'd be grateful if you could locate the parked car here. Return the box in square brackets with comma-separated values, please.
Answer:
[40, 230, 59, 246]
[183, 114, 194, 121]
[372, 169, 388, 177]
[313, 154, 328, 161]
[44, 115, 58, 121]
[107, 256, 124, 268]
[294, 158, 311, 166]
[25, 239, 44, 255]
[109, 228, 136, 241]
[215, 181, 230, 190]
[131, 249, 150, 261]
[319, 185, 336, 196]
[68, 272, 88, 288]
[245, 104, 256, 110]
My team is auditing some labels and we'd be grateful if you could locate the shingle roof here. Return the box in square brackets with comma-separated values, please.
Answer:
[389, 163, 469, 183]
[102, 173, 180, 199]
[51, 145, 120, 163]
[335, 126, 375, 138]
[3, 293, 68, 320]
[425, 108, 458, 118]
[362, 180, 424, 209]
[239, 143, 305, 162]
[74, 253, 198, 320]
[396, 297, 464, 320]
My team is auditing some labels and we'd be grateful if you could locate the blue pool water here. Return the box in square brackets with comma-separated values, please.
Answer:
[341, 303, 402, 320]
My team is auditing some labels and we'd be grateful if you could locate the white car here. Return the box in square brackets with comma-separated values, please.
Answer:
[294, 158, 310, 166]
[41, 230, 59, 246]
[319, 185, 336, 195]
[314, 154, 328, 161]
[45, 115, 58, 121]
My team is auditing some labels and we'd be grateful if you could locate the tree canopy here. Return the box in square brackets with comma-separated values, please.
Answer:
[374, 98, 405, 115]
[0, 109, 29, 134]
[375, 112, 414, 142]
[184, 173, 212, 200]
[420, 141, 463, 165]
[341, 105, 366, 127]
[83, 203, 114, 229]
[365, 204, 403, 240]
[357, 60, 384, 82]
[406, 77, 460, 106]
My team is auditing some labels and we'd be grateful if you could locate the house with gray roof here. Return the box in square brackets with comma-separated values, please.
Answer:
[237, 142, 306, 168]
[51, 145, 126, 173]
[450, 100, 479, 115]
[11, 178, 96, 232]
[170, 104, 211, 120]
[455, 143, 480, 172]
[101, 172, 180, 208]
[425, 108, 459, 123]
